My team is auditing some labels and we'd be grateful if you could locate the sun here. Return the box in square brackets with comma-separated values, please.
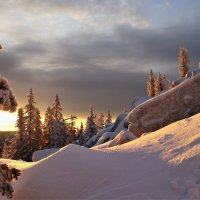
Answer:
[0, 111, 17, 131]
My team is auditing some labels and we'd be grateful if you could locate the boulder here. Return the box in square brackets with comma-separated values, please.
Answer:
[128, 74, 200, 137]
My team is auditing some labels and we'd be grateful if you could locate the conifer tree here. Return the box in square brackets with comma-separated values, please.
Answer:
[16, 108, 25, 141]
[147, 69, 155, 97]
[84, 106, 97, 144]
[2, 108, 29, 161]
[23, 89, 42, 160]
[32, 108, 43, 151]
[97, 113, 105, 130]
[155, 72, 164, 96]
[24, 88, 37, 148]
[77, 122, 85, 145]
[105, 110, 112, 125]
[43, 107, 53, 148]
[66, 115, 77, 144]
[179, 48, 189, 78]
[168, 80, 174, 90]
[51, 94, 67, 147]
[2, 133, 29, 161]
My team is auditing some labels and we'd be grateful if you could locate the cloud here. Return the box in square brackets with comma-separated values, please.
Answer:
[1, 0, 200, 118]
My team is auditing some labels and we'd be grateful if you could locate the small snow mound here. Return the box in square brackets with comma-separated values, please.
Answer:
[108, 130, 136, 147]
[32, 148, 60, 161]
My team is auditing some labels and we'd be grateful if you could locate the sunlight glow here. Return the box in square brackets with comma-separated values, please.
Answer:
[0, 111, 17, 131]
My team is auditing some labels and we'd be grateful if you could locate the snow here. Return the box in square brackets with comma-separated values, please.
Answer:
[84, 125, 113, 147]
[89, 96, 151, 148]
[130, 96, 150, 110]
[128, 73, 200, 137]
[32, 148, 59, 162]
[1, 113, 200, 199]
[85, 112, 128, 148]
[108, 130, 137, 147]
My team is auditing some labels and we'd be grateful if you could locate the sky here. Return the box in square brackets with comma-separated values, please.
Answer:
[0, 0, 200, 130]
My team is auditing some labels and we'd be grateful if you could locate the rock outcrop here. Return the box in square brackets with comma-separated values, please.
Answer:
[128, 74, 200, 137]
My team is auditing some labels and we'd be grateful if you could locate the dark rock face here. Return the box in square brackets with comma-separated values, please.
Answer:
[128, 74, 200, 137]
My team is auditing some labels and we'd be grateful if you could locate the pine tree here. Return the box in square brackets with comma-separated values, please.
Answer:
[77, 122, 85, 145]
[179, 48, 189, 78]
[23, 89, 42, 160]
[2, 134, 29, 161]
[16, 108, 25, 141]
[105, 110, 112, 125]
[147, 69, 155, 97]
[51, 94, 67, 147]
[155, 72, 164, 96]
[43, 107, 53, 148]
[97, 113, 105, 130]
[32, 108, 43, 151]
[2, 108, 29, 161]
[24, 89, 36, 147]
[84, 106, 97, 144]
[66, 115, 77, 144]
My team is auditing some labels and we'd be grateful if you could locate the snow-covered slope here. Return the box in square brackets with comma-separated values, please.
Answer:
[2, 113, 200, 200]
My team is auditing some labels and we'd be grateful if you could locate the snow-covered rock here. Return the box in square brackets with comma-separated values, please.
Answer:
[2, 113, 200, 200]
[128, 74, 200, 137]
[84, 125, 113, 148]
[131, 96, 150, 110]
[108, 130, 136, 147]
[85, 112, 128, 148]
[32, 148, 59, 162]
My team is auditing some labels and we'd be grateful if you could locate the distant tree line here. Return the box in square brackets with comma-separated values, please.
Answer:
[2, 89, 112, 161]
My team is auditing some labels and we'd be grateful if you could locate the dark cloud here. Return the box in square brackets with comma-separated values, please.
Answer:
[1, 1, 200, 120]
[0, 51, 21, 72]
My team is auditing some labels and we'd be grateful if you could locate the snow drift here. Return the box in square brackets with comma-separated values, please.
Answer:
[32, 148, 59, 162]
[128, 73, 200, 137]
[2, 113, 200, 199]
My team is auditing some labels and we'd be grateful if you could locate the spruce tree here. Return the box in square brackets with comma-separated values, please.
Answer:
[84, 106, 97, 144]
[105, 110, 112, 125]
[16, 108, 25, 141]
[179, 48, 189, 78]
[66, 115, 77, 144]
[51, 94, 67, 147]
[24, 89, 37, 148]
[2, 108, 29, 161]
[97, 113, 105, 130]
[147, 69, 155, 97]
[2, 133, 29, 161]
[23, 89, 42, 160]
[77, 122, 85, 145]
[43, 107, 53, 148]
[32, 108, 43, 151]
[155, 72, 164, 96]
